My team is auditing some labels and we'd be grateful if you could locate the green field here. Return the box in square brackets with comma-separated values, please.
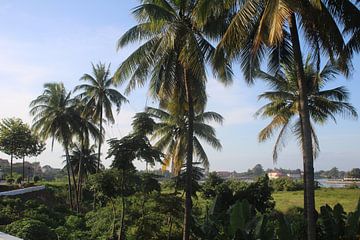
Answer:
[273, 188, 360, 212]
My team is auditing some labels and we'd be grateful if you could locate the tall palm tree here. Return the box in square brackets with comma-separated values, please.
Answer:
[256, 56, 358, 162]
[30, 83, 81, 210]
[199, 1, 359, 238]
[74, 62, 127, 172]
[71, 100, 100, 211]
[145, 101, 223, 176]
[115, 1, 231, 238]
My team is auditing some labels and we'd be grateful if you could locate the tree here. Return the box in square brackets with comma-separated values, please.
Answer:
[0, 118, 42, 179]
[202, 172, 224, 199]
[328, 167, 340, 179]
[74, 62, 127, 172]
[18, 129, 45, 182]
[199, 1, 359, 238]
[251, 164, 265, 176]
[115, 1, 232, 238]
[144, 100, 223, 175]
[347, 168, 360, 178]
[105, 119, 163, 240]
[30, 83, 82, 210]
[67, 144, 101, 204]
[89, 169, 126, 239]
[256, 56, 357, 162]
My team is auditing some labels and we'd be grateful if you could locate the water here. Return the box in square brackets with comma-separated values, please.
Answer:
[316, 178, 360, 188]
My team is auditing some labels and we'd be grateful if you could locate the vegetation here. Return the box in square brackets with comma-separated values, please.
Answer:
[0, 118, 44, 179]
[0, 0, 358, 239]
[256, 55, 357, 161]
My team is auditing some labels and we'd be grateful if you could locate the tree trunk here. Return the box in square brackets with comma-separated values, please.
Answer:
[97, 107, 103, 172]
[10, 154, 13, 179]
[66, 146, 79, 212]
[167, 215, 173, 240]
[77, 140, 84, 212]
[64, 146, 74, 210]
[119, 195, 126, 240]
[183, 67, 194, 240]
[94, 107, 103, 209]
[289, 13, 316, 240]
[110, 198, 117, 239]
[303, 158, 307, 219]
[118, 170, 126, 240]
[22, 156, 25, 183]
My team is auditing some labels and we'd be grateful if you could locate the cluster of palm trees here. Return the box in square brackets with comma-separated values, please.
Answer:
[28, 0, 358, 239]
[30, 63, 127, 212]
[114, 1, 359, 240]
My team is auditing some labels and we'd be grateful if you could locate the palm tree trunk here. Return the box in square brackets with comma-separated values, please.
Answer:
[77, 139, 84, 211]
[22, 156, 25, 183]
[97, 107, 103, 172]
[183, 67, 194, 240]
[64, 146, 74, 210]
[65, 145, 79, 212]
[10, 153, 13, 179]
[93, 107, 103, 210]
[289, 13, 316, 240]
[303, 158, 307, 219]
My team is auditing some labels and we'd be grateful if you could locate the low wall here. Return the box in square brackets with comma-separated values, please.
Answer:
[0, 186, 45, 197]
[0, 232, 22, 240]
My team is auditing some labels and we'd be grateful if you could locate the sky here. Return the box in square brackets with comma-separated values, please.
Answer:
[0, 0, 359, 172]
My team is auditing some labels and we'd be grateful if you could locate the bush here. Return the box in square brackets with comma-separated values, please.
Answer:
[6, 178, 14, 184]
[33, 176, 40, 183]
[346, 183, 359, 189]
[16, 176, 23, 184]
[5, 218, 57, 240]
[270, 178, 304, 192]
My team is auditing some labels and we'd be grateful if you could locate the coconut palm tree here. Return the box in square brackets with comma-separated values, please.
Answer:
[198, 1, 359, 238]
[74, 62, 127, 172]
[30, 83, 81, 210]
[67, 143, 101, 203]
[256, 56, 358, 162]
[145, 101, 223, 176]
[115, 1, 231, 238]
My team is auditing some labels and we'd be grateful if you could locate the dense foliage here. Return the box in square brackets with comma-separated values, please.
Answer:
[0, 180, 359, 240]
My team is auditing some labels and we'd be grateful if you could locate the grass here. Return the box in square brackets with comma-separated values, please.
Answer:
[273, 188, 360, 213]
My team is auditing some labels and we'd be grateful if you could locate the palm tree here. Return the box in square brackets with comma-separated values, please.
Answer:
[72, 99, 101, 209]
[198, 1, 359, 238]
[30, 83, 81, 210]
[74, 62, 127, 172]
[256, 56, 358, 162]
[115, 1, 231, 238]
[67, 143, 101, 203]
[145, 101, 223, 176]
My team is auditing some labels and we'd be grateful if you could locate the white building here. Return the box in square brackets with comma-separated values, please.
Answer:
[268, 172, 285, 179]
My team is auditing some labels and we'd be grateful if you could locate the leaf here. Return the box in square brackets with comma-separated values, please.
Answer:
[228, 200, 253, 236]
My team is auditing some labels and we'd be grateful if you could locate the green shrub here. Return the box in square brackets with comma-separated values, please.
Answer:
[6, 178, 14, 184]
[346, 183, 359, 189]
[271, 178, 304, 192]
[5, 218, 57, 240]
[16, 176, 23, 184]
[33, 176, 40, 183]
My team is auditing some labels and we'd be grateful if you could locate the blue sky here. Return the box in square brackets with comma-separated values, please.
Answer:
[0, 0, 359, 172]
